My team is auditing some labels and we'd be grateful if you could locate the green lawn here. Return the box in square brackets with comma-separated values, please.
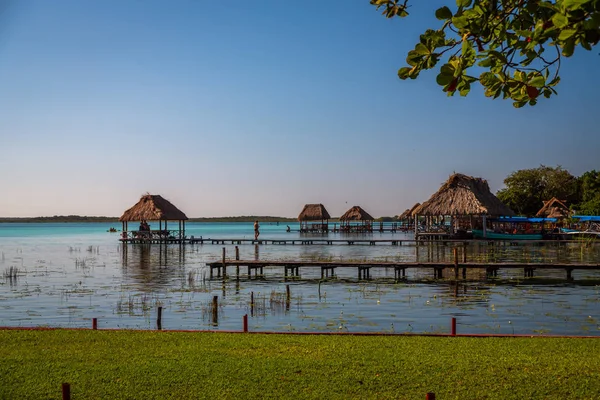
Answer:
[1, 330, 599, 399]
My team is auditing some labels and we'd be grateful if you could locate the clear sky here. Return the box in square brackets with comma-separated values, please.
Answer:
[0, 1, 598, 218]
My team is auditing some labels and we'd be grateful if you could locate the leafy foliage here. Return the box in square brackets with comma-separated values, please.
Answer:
[496, 165, 579, 215]
[497, 165, 600, 215]
[577, 170, 600, 214]
[371, 0, 600, 106]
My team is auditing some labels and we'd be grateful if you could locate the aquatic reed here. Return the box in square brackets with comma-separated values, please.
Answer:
[3, 266, 19, 280]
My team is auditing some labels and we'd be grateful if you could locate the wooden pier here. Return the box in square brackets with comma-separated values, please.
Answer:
[187, 237, 594, 246]
[206, 259, 600, 281]
[120, 236, 600, 247]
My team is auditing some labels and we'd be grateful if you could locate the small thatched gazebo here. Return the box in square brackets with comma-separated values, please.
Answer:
[536, 197, 570, 219]
[298, 203, 331, 233]
[119, 194, 188, 242]
[339, 206, 374, 232]
[413, 173, 515, 238]
[398, 203, 421, 223]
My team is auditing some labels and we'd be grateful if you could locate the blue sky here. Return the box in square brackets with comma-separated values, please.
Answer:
[0, 1, 598, 218]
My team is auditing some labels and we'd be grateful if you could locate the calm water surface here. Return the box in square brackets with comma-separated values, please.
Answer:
[1, 222, 599, 335]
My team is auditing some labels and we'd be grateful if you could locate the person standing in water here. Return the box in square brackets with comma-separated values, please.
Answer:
[254, 220, 260, 240]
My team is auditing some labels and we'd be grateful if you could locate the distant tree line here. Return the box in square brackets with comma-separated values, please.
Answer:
[188, 216, 297, 223]
[0, 215, 298, 223]
[497, 166, 600, 216]
[0, 215, 119, 223]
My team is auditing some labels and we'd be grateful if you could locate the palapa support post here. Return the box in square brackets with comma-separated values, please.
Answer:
[451, 317, 456, 336]
[62, 383, 71, 400]
[157, 306, 163, 330]
[453, 248, 459, 279]
[92, 318, 97, 330]
[462, 244, 467, 279]
[243, 314, 248, 333]
[212, 296, 218, 325]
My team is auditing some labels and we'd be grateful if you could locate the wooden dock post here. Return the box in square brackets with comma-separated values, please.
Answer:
[92, 318, 97, 330]
[250, 291, 254, 317]
[157, 306, 162, 330]
[451, 317, 456, 336]
[235, 246, 240, 278]
[286, 284, 291, 310]
[243, 314, 248, 333]
[212, 296, 218, 325]
[222, 247, 226, 278]
[62, 383, 71, 400]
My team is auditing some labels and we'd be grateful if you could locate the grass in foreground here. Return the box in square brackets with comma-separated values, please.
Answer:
[1, 330, 599, 399]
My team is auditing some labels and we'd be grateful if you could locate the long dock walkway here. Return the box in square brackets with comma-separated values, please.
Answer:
[206, 259, 600, 280]
[187, 237, 595, 246]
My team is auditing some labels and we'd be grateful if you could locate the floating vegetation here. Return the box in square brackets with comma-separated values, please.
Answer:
[87, 246, 100, 254]
[116, 293, 156, 315]
[3, 266, 20, 285]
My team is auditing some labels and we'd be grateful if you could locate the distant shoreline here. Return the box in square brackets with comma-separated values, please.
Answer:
[0, 216, 299, 223]
[0, 215, 398, 223]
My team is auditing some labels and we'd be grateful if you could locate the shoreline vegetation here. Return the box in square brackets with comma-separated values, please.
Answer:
[0, 215, 397, 223]
[0, 215, 297, 223]
[1, 330, 599, 399]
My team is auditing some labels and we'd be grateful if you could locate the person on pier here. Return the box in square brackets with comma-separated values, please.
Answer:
[254, 220, 260, 240]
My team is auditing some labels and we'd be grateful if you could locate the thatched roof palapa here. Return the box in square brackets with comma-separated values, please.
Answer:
[298, 204, 331, 221]
[340, 206, 374, 221]
[399, 203, 421, 220]
[413, 173, 515, 216]
[535, 197, 570, 219]
[119, 194, 188, 222]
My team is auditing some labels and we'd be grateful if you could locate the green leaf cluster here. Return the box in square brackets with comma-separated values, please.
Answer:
[371, 0, 600, 106]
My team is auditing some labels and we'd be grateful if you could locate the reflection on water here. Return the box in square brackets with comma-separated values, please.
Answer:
[122, 244, 187, 290]
[0, 225, 599, 334]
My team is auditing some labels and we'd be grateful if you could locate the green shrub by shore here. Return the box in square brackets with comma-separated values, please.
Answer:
[1, 330, 599, 399]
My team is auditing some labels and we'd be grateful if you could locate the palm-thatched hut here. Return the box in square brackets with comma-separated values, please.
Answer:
[413, 173, 515, 238]
[339, 206, 374, 232]
[119, 194, 188, 242]
[536, 197, 570, 219]
[298, 203, 331, 233]
[398, 203, 421, 224]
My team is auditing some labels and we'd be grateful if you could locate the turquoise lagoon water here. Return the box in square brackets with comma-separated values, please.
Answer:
[0, 222, 599, 335]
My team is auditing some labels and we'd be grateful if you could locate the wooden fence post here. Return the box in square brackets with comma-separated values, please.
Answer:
[212, 296, 218, 325]
[62, 383, 71, 400]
